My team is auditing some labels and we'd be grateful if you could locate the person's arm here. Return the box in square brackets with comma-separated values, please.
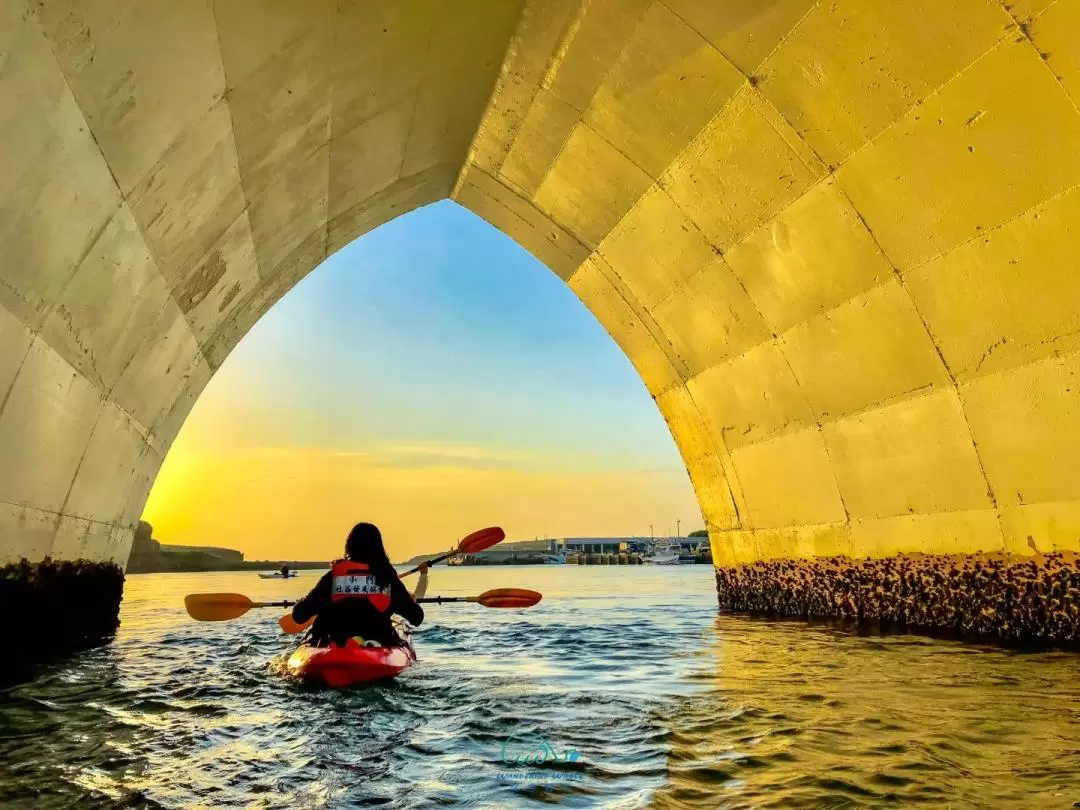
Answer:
[390, 577, 425, 626]
[291, 570, 331, 623]
[412, 561, 429, 601]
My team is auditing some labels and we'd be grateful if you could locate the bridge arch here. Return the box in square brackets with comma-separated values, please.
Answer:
[3, 0, 1080, 652]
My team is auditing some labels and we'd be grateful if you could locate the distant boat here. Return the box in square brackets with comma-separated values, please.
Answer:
[259, 572, 298, 579]
[542, 554, 566, 564]
[643, 541, 680, 565]
[446, 554, 465, 566]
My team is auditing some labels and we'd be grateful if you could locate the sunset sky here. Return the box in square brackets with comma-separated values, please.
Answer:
[142, 202, 701, 563]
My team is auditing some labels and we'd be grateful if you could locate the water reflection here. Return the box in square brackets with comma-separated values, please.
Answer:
[654, 616, 1080, 808]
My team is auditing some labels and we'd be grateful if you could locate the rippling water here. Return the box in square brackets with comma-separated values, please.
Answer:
[3, 566, 1080, 808]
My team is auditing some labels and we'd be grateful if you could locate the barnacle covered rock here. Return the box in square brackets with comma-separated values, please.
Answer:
[715, 552, 1080, 649]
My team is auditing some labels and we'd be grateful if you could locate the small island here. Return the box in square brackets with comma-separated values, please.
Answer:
[127, 522, 327, 574]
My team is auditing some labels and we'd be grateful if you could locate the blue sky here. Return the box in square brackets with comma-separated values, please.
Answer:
[144, 201, 701, 559]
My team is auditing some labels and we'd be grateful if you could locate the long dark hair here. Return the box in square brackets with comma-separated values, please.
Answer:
[344, 522, 396, 585]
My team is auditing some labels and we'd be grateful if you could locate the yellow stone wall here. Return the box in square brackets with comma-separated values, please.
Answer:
[1, 0, 1078, 568]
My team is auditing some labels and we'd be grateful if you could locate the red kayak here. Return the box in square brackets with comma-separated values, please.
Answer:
[286, 630, 416, 688]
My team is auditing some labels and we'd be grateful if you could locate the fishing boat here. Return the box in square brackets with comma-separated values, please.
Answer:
[683, 542, 711, 564]
[259, 571, 298, 579]
[643, 541, 680, 565]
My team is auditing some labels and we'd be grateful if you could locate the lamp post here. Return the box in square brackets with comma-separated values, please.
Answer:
[649, 524, 654, 540]
[676, 518, 681, 538]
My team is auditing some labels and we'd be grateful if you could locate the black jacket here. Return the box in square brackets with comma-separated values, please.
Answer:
[292, 569, 424, 647]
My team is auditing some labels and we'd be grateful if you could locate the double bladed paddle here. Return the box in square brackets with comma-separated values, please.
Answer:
[185, 588, 541, 622]
[183, 525, 535, 631]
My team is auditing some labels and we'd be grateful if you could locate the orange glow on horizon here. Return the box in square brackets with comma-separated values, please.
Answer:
[141, 441, 701, 563]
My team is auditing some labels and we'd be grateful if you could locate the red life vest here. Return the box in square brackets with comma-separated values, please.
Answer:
[329, 559, 392, 612]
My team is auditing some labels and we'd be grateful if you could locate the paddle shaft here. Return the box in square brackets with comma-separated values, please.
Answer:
[399, 526, 505, 577]
[275, 592, 525, 610]
[417, 595, 477, 604]
[400, 550, 453, 577]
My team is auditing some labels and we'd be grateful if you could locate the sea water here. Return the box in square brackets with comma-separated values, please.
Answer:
[2, 565, 1080, 808]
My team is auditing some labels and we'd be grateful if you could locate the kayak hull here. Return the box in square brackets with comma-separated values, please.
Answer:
[286, 632, 415, 687]
[259, 573, 297, 579]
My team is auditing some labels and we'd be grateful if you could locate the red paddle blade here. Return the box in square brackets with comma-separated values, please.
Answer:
[476, 588, 542, 608]
[459, 526, 505, 555]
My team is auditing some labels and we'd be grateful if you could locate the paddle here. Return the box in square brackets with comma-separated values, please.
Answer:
[418, 588, 542, 608]
[275, 525, 507, 632]
[187, 587, 540, 633]
[399, 526, 506, 577]
[185, 593, 294, 622]
[276, 587, 542, 634]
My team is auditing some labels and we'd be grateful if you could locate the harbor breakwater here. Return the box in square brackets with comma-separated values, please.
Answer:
[451, 552, 712, 565]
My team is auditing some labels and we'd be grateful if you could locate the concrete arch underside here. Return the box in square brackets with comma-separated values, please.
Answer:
[3, 0, 1080, 653]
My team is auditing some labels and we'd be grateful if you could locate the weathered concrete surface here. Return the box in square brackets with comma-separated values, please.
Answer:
[1, 0, 1079, 573]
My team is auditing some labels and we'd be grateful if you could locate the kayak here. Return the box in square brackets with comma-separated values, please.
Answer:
[259, 572, 297, 579]
[286, 628, 416, 688]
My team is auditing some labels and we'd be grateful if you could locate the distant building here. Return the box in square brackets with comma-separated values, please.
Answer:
[466, 538, 551, 563]
[401, 536, 709, 566]
[557, 537, 702, 554]
[559, 538, 632, 554]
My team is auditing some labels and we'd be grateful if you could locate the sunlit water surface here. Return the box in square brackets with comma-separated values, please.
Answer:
[2, 566, 1080, 808]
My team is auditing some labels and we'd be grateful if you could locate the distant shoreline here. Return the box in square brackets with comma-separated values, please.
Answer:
[126, 560, 329, 574]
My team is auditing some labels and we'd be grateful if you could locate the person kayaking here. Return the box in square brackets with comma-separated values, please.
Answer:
[279, 563, 290, 578]
[290, 522, 428, 648]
